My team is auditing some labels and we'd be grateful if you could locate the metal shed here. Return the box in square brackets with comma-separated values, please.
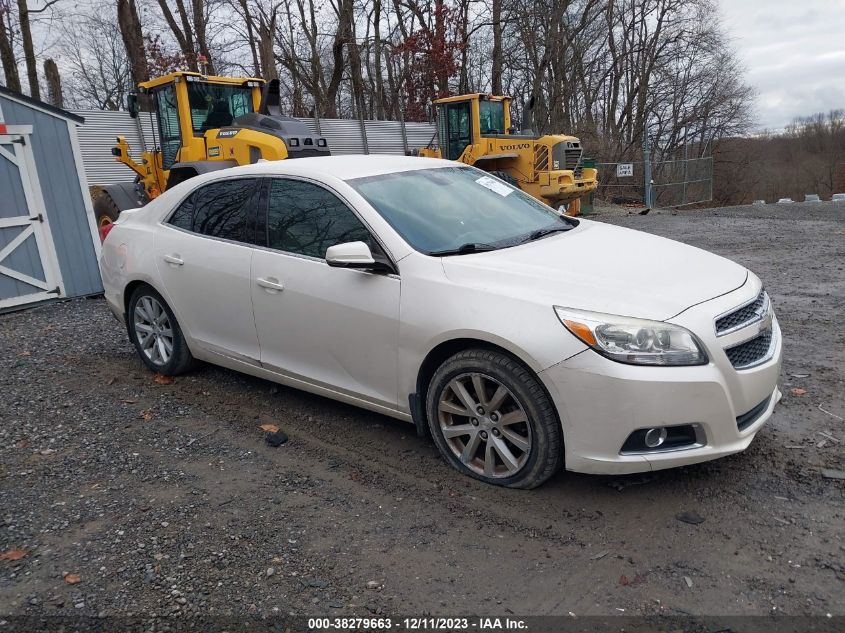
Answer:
[0, 86, 102, 311]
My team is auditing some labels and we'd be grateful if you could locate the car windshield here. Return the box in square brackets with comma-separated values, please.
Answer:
[349, 166, 572, 255]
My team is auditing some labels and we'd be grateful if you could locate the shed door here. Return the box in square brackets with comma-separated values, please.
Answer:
[0, 130, 63, 310]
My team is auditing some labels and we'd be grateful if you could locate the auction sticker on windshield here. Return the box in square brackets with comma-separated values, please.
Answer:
[476, 175, 514, 197]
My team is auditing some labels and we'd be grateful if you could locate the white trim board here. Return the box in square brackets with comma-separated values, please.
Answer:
[66, 119, 102, 260]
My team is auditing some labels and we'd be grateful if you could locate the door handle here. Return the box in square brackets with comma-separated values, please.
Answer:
[256, 277, 285, 292]
[163, 254, 184, 266]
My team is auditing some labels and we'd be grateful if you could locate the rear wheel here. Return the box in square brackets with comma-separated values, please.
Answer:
[127, 285, 195, 375]
[94, 192, 121, 228]
[426, 348, 563, 489]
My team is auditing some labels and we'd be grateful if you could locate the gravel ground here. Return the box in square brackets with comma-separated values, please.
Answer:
[1, 202, 843, 620]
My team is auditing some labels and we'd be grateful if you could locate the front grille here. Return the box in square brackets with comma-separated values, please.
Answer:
[736, 395, 771, 431]
[716, 290, 766, 334]
[724, 330, 773, 369]
[551, 142, 582, 173]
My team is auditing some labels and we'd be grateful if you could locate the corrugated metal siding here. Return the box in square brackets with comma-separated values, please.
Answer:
[295, 118, 319, 135]
[1, 96, 103, 298]
[364, 120, 406, 155]
[317, 118, 366, 155]
[73, 109, 438, 184]
[71, 109, 156, 186]
[406, 122, 438, 151]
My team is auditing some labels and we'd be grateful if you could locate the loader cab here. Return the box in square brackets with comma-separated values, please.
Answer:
[137, 72, 264, 170]
[434, 94, 513, 161]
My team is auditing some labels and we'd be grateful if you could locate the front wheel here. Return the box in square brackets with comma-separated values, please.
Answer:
[426, 349, 563, 489]
[127, 285, 195, 375]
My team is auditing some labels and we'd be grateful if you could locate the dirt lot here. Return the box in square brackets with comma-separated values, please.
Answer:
[1, 202, 843, 621]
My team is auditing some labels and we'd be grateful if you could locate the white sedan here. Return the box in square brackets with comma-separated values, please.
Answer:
[99, 156, 782, 488]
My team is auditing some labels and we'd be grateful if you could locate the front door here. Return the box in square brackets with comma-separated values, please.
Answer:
[250, 177, 400, 407]
[445, 101, 472, 161]
[0, 128, 63, 310]
[154, 177, 261, 362]
[153, 85, 181, 171]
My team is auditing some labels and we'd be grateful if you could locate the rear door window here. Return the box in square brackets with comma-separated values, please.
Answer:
[168, 178, 259, 242]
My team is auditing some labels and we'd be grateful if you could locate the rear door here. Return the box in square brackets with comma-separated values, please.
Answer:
[250, 177, 401, 407]
[154, 177, 261, 362]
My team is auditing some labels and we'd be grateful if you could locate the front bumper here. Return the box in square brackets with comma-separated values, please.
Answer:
[538, 282, 783, 475]
[539, 168, 598, 203]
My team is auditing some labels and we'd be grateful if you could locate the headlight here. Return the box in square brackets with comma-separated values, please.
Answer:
[554, 307, 708, 366]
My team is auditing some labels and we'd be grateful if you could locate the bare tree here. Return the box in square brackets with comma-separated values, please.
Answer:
[28, 0, 756, 190]
[43, 56, 60, 105]
[62, 11, 131, 110]
[153, 0, 216, 73]
[0, 0, 21, 91]
[117, 0, 149, 87]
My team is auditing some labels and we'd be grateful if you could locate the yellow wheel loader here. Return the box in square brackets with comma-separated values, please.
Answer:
[95, 71, 329, 226]
[415, 94, 597, 215]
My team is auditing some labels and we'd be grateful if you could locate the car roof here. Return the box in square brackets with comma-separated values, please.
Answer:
[228, 154, 456, 181]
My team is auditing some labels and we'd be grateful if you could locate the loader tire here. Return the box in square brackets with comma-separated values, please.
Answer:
[564, 197, 581, 216]
[94, 192, 121, 228]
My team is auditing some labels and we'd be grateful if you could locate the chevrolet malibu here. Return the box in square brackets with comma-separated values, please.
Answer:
[99, 155, 782, 488]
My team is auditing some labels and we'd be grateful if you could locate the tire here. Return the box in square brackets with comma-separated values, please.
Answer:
[127, 285, 195, 376]
[488, 170, 519, 188]
[94, 192, 121, 228]
[425, 348, 563, 489]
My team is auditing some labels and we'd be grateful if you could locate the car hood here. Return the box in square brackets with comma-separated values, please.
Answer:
[440, 220, 748, 321]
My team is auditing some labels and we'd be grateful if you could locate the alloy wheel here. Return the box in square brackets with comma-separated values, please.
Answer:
[133, 295, 174, 366]
[437, 372, 532, 478]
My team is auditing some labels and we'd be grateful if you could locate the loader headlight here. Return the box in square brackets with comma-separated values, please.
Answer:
[554, 307, 708, 366]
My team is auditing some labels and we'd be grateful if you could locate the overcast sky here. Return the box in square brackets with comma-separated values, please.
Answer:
[719, 0, 845, 131]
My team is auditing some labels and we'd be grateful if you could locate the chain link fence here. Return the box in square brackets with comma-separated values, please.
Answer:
[594, 155, 713, 209]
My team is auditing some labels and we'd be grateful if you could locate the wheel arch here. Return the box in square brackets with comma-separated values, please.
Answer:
[122, 278, 159, 319]
[411, 335, 556, 438]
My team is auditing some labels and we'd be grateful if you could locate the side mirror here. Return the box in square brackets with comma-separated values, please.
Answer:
[326, 241, 376, 268]
[127, 92, 139, 118]
[326, 241, 394, 273]
[426, 104, 436, 124]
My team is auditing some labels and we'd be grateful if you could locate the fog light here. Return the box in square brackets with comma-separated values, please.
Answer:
[644, 427, 668, 448]
[620, 424, 703, 455]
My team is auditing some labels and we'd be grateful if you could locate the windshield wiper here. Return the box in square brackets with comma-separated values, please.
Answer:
[428, 243, 498, 257]
[523, 224, 574, 243]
